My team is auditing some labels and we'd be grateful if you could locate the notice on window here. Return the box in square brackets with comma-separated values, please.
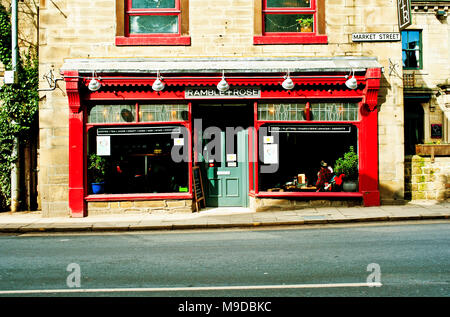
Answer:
[96, 136, 111, 156]
[263, 144, 278, 164]
[174, 138, 184, 146]
[226, 154, 237, 162]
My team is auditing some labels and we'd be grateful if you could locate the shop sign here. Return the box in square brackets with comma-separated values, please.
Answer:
[269, 125, 352, 133]
[352, 33, 401, 42]
[97, 126, 181, 136]
[397, 0, 412, 31]
[186, 87, 261, 99]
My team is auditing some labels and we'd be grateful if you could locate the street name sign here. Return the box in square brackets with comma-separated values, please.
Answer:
[352, 33, 401, 42]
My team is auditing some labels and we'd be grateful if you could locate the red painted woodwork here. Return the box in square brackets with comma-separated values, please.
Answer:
[85, 193, 192, 201]
[115, 36, 191, 46]
[253, 34, 327, 44]
[64, 71, 87, 217]
[257, 192, 363, 198]
[64, 67, 381, 217]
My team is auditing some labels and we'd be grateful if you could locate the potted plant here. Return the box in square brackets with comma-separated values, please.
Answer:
[334, 146, 359, 192]
[88, 153, 107, 194]
[296, 16, 314, 32]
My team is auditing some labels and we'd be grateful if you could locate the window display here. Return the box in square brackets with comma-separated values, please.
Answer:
[258, 124, 358, 192]
[87, 127, 189, 195]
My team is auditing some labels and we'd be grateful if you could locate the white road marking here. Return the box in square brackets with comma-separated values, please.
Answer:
[0, 282, 382, 294]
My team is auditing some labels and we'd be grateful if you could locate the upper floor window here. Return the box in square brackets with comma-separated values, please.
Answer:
[116, 0, 190, 46]
[264, 0, 315, 33]
[402, 30, 422, 69]
[254, 0, 327, 44]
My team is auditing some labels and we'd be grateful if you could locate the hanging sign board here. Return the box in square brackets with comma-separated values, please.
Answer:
[97, 126, 181, 136]
[397, 0, 412, 31]
[431, 124, 442, 139]
[186, 87, 261, 99]
[352, 33, 401, 42]
[269, 125, 352, 133]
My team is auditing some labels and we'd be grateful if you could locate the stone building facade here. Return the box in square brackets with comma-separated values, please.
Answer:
[403, 0, 450, 202]
[38, 0, 409, 217]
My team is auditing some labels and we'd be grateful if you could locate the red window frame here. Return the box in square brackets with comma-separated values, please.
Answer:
[254, 0, 327, 44]
[116, 0, 190, 46]
[84, 101, 193, 202]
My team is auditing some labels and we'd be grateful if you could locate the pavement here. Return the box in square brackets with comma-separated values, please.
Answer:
[0, 200, 449, 233]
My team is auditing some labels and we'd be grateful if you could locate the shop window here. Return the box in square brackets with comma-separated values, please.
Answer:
[86, 103, 190, 195]
[258, 124, 358, 192]
[310, 103, 358, 121]
[87, 126, 189, 195]
[88, 104, 137, 124]
[139, 104, 188, 122]
[254, 0, 327, 44]
[258, 102, 359, 121]
[402, 30, 422, 69]
[88, 103, 189, 124]
[116, 0, 190, 46]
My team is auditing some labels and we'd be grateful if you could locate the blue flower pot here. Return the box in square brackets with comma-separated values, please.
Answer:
[91, 182, 104, 194]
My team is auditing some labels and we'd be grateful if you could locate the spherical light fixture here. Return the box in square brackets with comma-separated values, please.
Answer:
[152, 70, 165, 92]
[282, 71, 295, 90]
[345, 69, 358, 90]
[88, 72, 101, 92]
[217, 70, 229, 92]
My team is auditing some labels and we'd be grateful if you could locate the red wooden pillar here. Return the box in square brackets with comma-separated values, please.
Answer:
[359, 68, 381, 206]
[65, 71, 86, 217]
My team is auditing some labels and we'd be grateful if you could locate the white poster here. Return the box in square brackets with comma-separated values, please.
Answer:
[264, 136, 274, 144]
[96, 136, 111, 156]
[263, 144, 278, 164]
[174, 138, 184, 146]
[226, 153, 237, 162]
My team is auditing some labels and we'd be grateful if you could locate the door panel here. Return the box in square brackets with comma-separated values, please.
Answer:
[203, 130, 248, 207]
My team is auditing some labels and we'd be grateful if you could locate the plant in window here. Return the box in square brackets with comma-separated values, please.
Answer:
[88, 153, 107, 193]
[334, 146, 358, 183]
[296, 16, 313, 32]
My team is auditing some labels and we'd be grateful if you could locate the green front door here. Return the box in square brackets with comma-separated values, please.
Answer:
[203, 129, 248, 207]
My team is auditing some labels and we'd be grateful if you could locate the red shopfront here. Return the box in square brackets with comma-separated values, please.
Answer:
[62, 58, 382, 217]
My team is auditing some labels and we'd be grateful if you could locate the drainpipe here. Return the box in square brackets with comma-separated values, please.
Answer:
[10, 0, 20, 212]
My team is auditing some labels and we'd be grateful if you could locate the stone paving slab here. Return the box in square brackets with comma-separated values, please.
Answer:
[0, 203, 448, 233]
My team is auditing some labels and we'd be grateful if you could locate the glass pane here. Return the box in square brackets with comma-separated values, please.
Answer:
[401, 31, 408, 50]
[402, 51, 407, 67]
[310, 103, 358, 121]
[132, 0, 176, 9]
[407, 31, 420, 48]
[88, 105, 136, 123]
[267, 0, 311, 8]
[264, 14, 313, 33]
[129, 15, 178, 34]
[139, 104, 188, 122]
[404, 50, 420, 68]
[258, 103, 306, 121]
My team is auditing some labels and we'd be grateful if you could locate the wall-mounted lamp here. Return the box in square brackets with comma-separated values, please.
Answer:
[152, 70, 165, 91]
[88, 71, 101, 92]
[436, 10, 447, 19]
[217, 70, 230, 92]
[345, 69, 358, 90]
[282, 70, 295, 90]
